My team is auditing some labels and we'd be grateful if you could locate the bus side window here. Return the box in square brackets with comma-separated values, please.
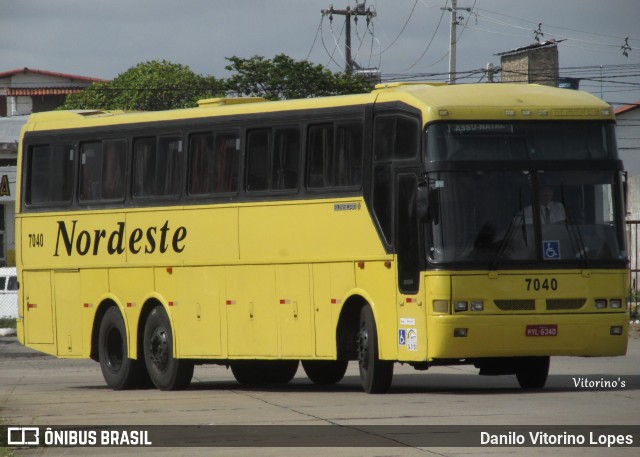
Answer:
[272, 128, 300, 190]
[215, 132, 240, 193]
[188, 132, 213, 195]
[102, 140, 126, 200]
[307, 123, 362, 189]
[374, 115, 418, 161]
[133, 137, 156, 198]
[246, 129, 272, 192]
[27, 143, 74, 205]
[335, 123, 363, 187]
[307, 124, 333, 189]
[133, 136, 182, 198]
[189, 132, 240, 195]
[157, 137, 182, 196]
[79, 141, 103, 201]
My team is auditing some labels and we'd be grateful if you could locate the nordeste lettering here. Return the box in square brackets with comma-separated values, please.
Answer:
[54, 220, 187, 256]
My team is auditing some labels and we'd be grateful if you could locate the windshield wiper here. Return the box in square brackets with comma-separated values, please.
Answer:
[491, 213, 523, 270]
[560, 183, 589, 268]
[491, 187, 525, 269]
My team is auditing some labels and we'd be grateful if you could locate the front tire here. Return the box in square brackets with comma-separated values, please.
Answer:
[98, 307, 146, 390]
[357, 305, 393, 393]
[515, 356, 550, 389]
[143, 306, 193, 390]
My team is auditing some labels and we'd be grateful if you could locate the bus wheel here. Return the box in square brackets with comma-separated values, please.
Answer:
[231, 360, 299, 385]
[98, 307, 145, 390]
[515, 356, 550, 389]
[143, 306, 193, 391]
[302, 360, 348, 385]
[357, 306, 393, 393]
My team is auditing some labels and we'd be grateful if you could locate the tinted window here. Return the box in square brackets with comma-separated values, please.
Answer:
[374, 115, 419, 161]
[79, 139, 126, 202]
[307, 123, 362, 189]
[189, 131, 240, 195]
[246, 128, 300, 193]
[27, 144, 74, 205]
[246, 129, 271, 192]
[272, 129, 300, 190]
[133, 136, 182, 198]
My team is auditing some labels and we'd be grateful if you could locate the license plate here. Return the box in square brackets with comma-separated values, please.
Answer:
[525, 324, 558, 336]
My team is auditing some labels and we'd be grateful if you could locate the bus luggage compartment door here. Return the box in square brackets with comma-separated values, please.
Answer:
[24, 271, 54, 345]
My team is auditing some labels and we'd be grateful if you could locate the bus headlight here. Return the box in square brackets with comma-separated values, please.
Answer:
[609, 299, 622, 309]
[594, 299, 607, 309]
[470, 300, 484, 311]
[454, 301, 468, 312]
[433, 300, 449, 314]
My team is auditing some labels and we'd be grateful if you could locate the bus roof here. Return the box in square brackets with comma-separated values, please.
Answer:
[22, 83, 614, 133]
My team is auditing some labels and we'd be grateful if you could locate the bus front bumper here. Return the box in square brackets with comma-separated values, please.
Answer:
[426, 312, 629, 360]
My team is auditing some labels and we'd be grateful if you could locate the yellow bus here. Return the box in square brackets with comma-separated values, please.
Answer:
[15, 83, 629, 393]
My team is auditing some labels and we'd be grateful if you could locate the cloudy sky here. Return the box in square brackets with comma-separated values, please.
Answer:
[2, 0, 639, 106]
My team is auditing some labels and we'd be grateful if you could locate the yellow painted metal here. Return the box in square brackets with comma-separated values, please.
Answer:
[14, 82, 625, 368]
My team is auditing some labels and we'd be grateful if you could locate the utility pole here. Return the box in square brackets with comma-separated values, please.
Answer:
[441, 0, 471, 84]
[322, 2, 376, 73]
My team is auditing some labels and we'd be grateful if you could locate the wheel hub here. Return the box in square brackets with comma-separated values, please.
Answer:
[149, 328, 169, 372]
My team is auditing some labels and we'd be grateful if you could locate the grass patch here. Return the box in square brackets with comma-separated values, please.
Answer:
[0, 318, 16, 329]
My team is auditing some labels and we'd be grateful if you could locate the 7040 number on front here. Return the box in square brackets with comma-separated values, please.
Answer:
[524, 277, 558, 291]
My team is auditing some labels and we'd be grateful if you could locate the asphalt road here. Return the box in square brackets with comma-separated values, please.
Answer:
[1, 331, 639, 457]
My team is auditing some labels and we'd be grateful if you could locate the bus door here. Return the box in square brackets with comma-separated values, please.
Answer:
[395, 173, 427, 360]
[372, 109, 426, 360]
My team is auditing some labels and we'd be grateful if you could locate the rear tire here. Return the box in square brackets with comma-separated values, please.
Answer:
[515, 356, 550, 389]
[357, 305, 393, 393]
[143, 306, 193, 390]
[231, 360, 299, 385]
[302, 360, 348, 385]
[98, 307, 146, 390]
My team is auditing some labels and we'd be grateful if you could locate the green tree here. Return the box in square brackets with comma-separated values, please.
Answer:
[62, 60, 223, 111]
[224, 54, 372, 100]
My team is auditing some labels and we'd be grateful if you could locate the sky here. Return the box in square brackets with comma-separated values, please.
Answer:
[1, 0, 639, 107]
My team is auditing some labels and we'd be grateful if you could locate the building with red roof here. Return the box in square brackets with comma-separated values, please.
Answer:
[0, 67, 107, 117]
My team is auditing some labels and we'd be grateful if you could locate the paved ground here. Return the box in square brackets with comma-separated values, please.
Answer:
[1, 329, 639, 457]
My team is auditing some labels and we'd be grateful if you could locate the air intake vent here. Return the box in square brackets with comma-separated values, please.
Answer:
[494, 299, 535, 311]
[546, 299, 586, 310]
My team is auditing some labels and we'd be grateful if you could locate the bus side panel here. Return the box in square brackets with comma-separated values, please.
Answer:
[109, 268, 154, 360]
[276, 264, 314, 357]
[225, 265, 278, 358]
[238, 199, 385, 263]
[354, 260, 397, 360]
[172, 266, 223, 358]
[312, 262, 357, 358]
[23, 271, 56, 355]
[80, 268, 109, 358]
[53, 271, 83, 356]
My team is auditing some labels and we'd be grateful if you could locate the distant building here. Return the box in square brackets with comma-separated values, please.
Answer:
[0, 67, 106, 117]
[496, 40, 562, 87]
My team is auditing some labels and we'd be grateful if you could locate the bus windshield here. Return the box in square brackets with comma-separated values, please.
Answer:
[425, 169, 627, 268]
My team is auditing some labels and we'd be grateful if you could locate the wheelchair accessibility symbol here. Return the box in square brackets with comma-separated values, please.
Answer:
[543, 240, 561, 260]
[399, 329, 406, 346]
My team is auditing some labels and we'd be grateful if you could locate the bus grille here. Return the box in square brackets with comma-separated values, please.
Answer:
[494, 299, 535, 311]
[546, 298, 586, 310]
